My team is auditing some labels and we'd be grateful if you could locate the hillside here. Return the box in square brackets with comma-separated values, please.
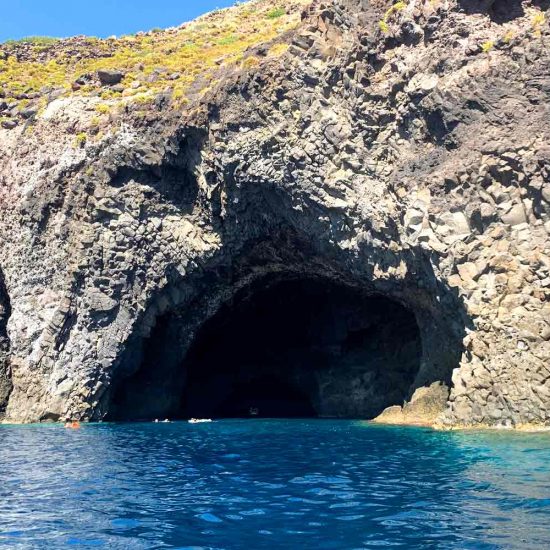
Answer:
[0, 0, 309, 129]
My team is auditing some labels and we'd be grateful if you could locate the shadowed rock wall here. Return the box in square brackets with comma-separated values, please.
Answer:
[0, 269, 11, 417]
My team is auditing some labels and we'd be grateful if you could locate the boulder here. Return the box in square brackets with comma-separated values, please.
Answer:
[1, 120, 17, 130]
[97, 70, 124, 86]
[500, 202, 527, 226]
[20, 107, 38, 120]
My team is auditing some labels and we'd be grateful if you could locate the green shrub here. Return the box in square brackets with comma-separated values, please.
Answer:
[481, 40, 494, 53]
[217, 34, 239, 46]
[267, 8, 285, 19]
[95, 104, 110, 115]
[74, 132, 87, 148]
[4, 36, 59, 46]
[378, 1, 407, 34]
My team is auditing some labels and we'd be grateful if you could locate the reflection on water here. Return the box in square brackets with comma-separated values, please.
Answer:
[453, 431, 550, 549]
[0, 420, 549, 549]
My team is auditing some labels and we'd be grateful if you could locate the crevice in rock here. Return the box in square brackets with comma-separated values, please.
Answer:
[488, 0, 526, 23]
[107, 133, 205, 215]
[0, 268, 12, 417]
[109, 164, 199, 215]
[54, 307, 78, 352]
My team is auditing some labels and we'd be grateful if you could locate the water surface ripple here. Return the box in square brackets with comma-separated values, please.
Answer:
[0, 420, 549, 549]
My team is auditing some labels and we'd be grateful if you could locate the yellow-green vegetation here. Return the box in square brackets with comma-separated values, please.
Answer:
[242, 55, 260, 68]
[532, 11, 546, 28]
[268, 43, 290, 57]
[481, 40, 494, 53]
[531, 11, 546, 37]
[379, 20, 390, 34]
[74, 132, 87, 148]
[503, 30, 515, 44]
[267, 8, 286, 19]
[379, 1, 407, 34]
[95, 103, 111, 115]
[0, 0, 309, 114]
[4, 36, 60, 46]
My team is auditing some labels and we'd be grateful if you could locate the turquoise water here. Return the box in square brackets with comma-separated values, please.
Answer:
[0, 421, 549, 549]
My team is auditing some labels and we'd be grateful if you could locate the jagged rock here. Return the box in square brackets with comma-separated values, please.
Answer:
[20, 107, 37, 119]
[500, 202, 527, 226]
[86, 289, 118, 314]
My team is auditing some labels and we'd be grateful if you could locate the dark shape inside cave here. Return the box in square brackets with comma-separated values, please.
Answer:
[107, 278, 423, 421]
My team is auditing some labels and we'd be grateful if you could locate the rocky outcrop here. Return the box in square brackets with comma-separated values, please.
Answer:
[0, 0, 549, 426]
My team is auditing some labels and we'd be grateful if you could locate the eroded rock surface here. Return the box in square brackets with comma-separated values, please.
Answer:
[0, 0, 549, 426]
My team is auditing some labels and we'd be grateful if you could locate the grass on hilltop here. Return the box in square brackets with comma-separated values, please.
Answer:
[4, 36, 60, 46]
[0, 0, 308, 113]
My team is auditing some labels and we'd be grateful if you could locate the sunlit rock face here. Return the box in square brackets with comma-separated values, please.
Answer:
[0, 0, 549, 427]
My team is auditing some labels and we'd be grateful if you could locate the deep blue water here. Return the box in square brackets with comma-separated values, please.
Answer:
[0, 421, 550, 549]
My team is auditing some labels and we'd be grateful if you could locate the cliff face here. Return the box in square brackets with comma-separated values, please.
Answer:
[0, 0, 549, 426]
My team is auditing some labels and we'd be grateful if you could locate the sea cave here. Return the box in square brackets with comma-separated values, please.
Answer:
[107, 277, 423, 421]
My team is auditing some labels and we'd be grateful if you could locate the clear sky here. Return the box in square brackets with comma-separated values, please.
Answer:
[1, 0, 238, 43]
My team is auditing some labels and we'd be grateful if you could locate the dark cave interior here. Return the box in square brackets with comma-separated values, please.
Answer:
[108, 278, 423, 421]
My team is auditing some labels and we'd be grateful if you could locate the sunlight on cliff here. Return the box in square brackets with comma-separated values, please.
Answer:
[0, 0, 309, 114]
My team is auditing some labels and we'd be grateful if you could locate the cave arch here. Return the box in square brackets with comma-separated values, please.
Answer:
[107, 276, 426, 421]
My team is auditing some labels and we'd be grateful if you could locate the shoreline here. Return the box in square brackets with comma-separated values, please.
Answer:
[370, 418, 550, 433]
[2, 417, 550, 434]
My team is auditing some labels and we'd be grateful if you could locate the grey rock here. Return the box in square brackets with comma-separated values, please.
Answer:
[97, 69, 124, 86]
[500, 203, 527, 226]
[1, 120, 17, 130]
[20, 107, 38, 120]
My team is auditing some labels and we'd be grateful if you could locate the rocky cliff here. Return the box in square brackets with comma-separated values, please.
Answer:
[0, 0, 549, 427]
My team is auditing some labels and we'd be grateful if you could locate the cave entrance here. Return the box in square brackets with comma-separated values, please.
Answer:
[182, 278, 422, 420]
[107, 277, 424, 421]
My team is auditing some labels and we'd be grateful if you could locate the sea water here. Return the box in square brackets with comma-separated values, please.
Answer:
[0, 420, 549, 549]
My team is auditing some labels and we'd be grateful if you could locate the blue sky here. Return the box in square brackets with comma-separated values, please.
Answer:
[1, 0, 238, 43]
